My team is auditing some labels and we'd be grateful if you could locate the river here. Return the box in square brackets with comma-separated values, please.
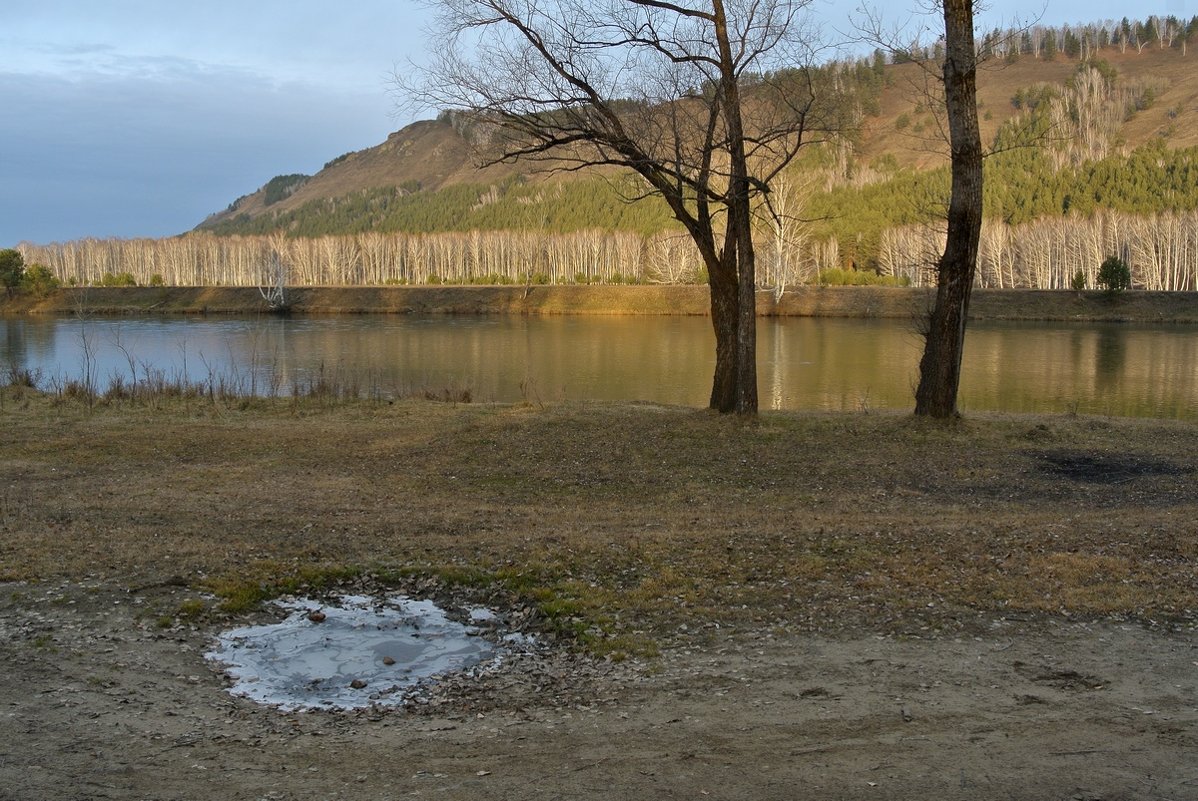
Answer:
[2, 314, 1196, 418]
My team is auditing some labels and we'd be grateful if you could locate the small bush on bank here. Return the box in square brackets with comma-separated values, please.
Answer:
[467, 273, 515, 285]
[1097, 256, 1132, 293]
[814, 268, 909, 287]
[5, 366, 40, 388]
[99, 272, 138, 287]
[20, 264, 60, 297]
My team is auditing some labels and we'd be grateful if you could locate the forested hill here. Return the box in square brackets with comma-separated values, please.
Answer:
[197, 16, 1198, 266]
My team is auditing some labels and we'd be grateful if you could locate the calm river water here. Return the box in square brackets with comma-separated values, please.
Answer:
[2, 314, 1196, 418]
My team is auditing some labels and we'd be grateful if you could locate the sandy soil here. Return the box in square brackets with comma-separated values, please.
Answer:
[3, 580, 1196, 801]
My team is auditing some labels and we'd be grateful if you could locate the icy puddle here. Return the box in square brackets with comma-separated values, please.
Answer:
[206, 595, 507, 711]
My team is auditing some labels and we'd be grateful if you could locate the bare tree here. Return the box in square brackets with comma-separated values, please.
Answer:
[401, 0, 834, 413]
[913, 0, 983, 417]
[854, 1, 984, 417]
[258, 248, 290, 312]
[757, 171, 812, 299]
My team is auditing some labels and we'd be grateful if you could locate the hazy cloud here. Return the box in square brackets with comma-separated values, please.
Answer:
[0, 63, 394, 245]
[0, 0, 422, 245]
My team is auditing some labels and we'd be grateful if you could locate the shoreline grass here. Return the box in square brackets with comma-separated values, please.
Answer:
[4, 285, 1198, 323]
[2, 361, 473, 413]
[2, 386, 1195, 656]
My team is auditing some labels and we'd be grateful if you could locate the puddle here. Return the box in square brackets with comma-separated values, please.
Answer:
[206, 595, 513, 711]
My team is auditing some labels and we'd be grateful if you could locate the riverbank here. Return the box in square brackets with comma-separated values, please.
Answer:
[3, 284, 1197, 322]
[2, 396, 1196, 800]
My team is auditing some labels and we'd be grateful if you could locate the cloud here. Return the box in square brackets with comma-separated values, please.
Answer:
[0, 1, 427, 245]
[0, 60, 395, 245]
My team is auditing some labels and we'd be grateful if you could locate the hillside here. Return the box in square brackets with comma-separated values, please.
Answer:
[860, 44, 1198, 169]
[204, 120, 517, 225]
[198, 39, 1198, 238]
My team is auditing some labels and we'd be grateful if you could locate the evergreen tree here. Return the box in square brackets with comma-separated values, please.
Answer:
[0, 248, 24, 292]
[1043, 29, 1058, 59]
[1064, 28, 1081, 58]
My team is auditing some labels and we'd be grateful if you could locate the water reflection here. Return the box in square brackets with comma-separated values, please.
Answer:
[1, 319, 25, 374]
[1, 314, 1195, 419]
[1095, 325, 1125, 391]
[1, 317, 59, 378]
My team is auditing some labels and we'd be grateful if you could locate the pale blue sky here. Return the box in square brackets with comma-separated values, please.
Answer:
[0, 0, 1180, 245]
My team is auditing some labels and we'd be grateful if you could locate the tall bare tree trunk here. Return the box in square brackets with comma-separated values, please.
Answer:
[708, 255, 739, 412]
[732, 204, 758, 415]
[914, 0, 983, 418]
[714, 0, 758, 415]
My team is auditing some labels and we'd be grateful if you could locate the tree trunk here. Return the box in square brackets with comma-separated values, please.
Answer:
[732, 210, 757, 414]
[708, 256, 739, 412]
[914, 0, 983, 418]
[714, 0, 758, 415]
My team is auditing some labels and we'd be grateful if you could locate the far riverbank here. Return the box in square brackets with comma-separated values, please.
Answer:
[2, 285, 1197, 323]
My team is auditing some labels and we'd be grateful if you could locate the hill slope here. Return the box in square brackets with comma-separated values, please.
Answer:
[197, 43, 1198, 237]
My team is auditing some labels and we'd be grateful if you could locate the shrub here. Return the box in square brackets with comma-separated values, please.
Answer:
[1097, 256, 1131, 293]
[1135, 87, 1156, 112]
[814, 268, 909, 287]
[20, 264, 60, 297]
[148, 273, 165, 287]
[99, 272, 137, 287]
[5, 366, 40, 388]
[468, 273, 514, 285]
[1070, 269, 1086, 291]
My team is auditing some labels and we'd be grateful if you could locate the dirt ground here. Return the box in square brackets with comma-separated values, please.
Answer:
[2, 397, 1197, 800]
[2, 580, 1196, 801]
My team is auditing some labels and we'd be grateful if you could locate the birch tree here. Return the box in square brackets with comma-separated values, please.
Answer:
[913, 0, 983, 418]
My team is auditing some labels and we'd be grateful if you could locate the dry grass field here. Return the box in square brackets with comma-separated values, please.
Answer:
[2, 391, 1196, 799]
[3, 392, 1196, 632]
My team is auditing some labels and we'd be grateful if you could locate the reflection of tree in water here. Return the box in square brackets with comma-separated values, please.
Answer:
[2, 319, 29, 376]
[1094, 326, 1125, 392]
[3, 318, 86, 385]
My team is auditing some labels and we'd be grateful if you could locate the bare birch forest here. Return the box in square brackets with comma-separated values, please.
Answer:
[880, 210, 1198, 290]
[17, 209, 1198, 292]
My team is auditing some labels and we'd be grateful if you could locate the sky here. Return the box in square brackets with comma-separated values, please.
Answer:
[0, 0, 1182, 246]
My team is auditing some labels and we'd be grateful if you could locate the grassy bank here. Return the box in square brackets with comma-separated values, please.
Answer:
[3, 285, 1197, 322]
[1, 389, 1194, 655]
